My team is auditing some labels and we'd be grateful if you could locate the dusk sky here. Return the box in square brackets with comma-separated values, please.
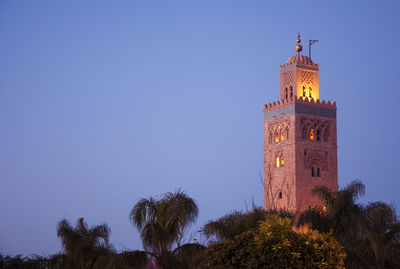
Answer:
[1, 0, 400, 256]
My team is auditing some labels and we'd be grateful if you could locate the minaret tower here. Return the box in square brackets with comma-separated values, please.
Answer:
[264, 33, 338, 212]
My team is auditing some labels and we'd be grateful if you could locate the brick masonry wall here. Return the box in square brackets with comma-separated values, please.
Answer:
[264, 104, 338, 212]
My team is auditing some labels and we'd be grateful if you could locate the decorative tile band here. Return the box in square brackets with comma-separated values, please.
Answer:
[280, 64, 319, 72]
[264, 103, 336, 121]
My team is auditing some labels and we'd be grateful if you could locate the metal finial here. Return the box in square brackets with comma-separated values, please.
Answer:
[295, 32, 303, 53]
[309, 39, 319, 61]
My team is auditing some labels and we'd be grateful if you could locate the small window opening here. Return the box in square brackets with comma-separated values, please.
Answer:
[304, 150, 307, 156]
[281, 156, 284, 167]
[309, 87, 313, 98]
[275, 131, 279, 143]
[280, 129, 285, 141]
[311, 167, 315, 177]
[317, 167, 320, 177]
[276, 157, 280, 168]
[316, 129, 321, 141]
[278, 192, 282, 199]
[302, 127, 307, 139]
[310, 128, 315, 141]
[285, 88, 288, 99]
[290, 86, 293, 98]
[302, 86, 306, 97]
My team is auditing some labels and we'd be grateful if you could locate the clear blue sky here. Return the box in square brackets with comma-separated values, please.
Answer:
[1, 0, 399, 256]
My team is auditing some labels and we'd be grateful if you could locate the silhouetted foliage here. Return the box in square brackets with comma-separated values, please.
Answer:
[130, 189, 203, 269]
[202, 206, 293, 242]
[206, 214, 346, 268]
[299, 180, 400, 269]
[0, 253, 65, 269]
[56, 217, 113, 268]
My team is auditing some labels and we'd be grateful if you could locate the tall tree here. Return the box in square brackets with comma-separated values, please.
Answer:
[129, 190, 201, 268]
[57, 218, 113, 269]
[299, 180, 400, 269]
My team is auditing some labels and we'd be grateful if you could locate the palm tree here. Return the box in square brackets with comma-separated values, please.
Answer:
[358, 202, 400, 269]
[57, 217, 113, 269]
[129, 190, 201, 268]
[298, 180, 400, 269]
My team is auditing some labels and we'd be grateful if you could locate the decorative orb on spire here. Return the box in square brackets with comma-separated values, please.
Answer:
[295, 32, 303, 53]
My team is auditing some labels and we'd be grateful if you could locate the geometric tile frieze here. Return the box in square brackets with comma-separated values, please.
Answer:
[264, 103, 336, 121]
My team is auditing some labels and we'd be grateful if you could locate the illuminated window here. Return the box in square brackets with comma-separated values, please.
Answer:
[281, 129, 285, 141]
[281, 156, 284, 167]
[310, 128, 315, 141]
[275, 131, 279, 143]
[302, 86, 306, 97]
[276, 157, 280, 168]
[309, 87, 312, 98]
[323, 206, 326, 212]
[316, 129, 321, 141]
[278, 192, 282, 199]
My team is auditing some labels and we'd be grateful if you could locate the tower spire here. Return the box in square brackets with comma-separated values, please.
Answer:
[295, 32, 303, 54]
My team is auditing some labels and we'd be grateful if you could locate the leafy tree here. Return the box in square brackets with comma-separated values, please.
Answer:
[129, 190, 203, 268]
[203, 207, 293, 242]
[206, 214, 346, 269]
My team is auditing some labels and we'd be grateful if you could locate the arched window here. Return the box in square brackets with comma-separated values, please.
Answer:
[309, 87, 313, 98]
[275, 131, 279, 143]
[311, 167, 315, 177]
[302, 126, 307, 139]
[281, 155, 285, 167]
[290, 86, 293, 98]
[317, 167, 320, 177]
[323, 127, 329, 142]
[316, 129, 321, 141]
[276, 157, 280, 168]
[278, 192, 282, 199]
[281, 129, 285, 141]
[310, 128, 315, 141]
[302, 86, 306, 97]
[285, 87, 288, 99]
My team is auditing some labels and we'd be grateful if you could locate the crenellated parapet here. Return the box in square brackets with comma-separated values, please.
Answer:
[264, 96, 336, 112]
[264, 96, 336, 121]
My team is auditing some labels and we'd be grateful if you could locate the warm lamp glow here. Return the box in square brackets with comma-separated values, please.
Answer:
[310, 129, 315, 140]
[276, 157, 280, 168]
[281, 129, 285, 141]
[281, 156, 284, 166]
[298, 84, 319, 101]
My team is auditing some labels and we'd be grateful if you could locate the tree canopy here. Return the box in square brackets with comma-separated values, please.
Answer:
[206, 214, 346, 269]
